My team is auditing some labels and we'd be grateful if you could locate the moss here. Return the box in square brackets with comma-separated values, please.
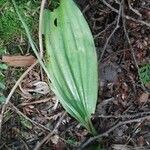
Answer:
[0, 10, 22, 41]
[0, 0, 39, 49]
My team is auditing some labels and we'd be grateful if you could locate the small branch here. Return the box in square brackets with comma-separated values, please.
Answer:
[9, 102, 51, 132]
[98, 97, 115, 107]
[33, 112, 66, 150]
[121, 1, 150, 94]
[102, 0, 118, 13]
[122, 5, 139, 70]
[82, 4, 90, 14]
[112, 144, 149, 150]
[99, 0, 122, 62]
[114, 0, 120, 4]
[0, 61, 38, 137]
[127, 0, 142, 17]
[19, 97, 51, 106]
[94, 20, 116, 39]
[102, 0, 150, 28]
[78, 115, 150, 149]
[96, 111, 150, 119]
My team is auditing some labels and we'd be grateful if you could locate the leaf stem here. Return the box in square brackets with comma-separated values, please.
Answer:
[87, 119, 97, 135]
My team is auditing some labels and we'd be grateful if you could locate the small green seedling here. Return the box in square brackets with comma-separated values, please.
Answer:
[139, 64, 150, 85]
[0, 64, 7, 103]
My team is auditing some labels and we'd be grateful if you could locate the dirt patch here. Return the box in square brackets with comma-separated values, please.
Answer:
[0, 0, 150, 149]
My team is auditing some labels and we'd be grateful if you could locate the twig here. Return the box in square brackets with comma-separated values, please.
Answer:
[99, 0, 122, 62]
[99, 97, 115, 106]
[96, 111, 150, 119]
[112, 144, 149, 150]
[121, 122, 142, 150]
[102, 0, 118, 13]
[0, 61, 38, 137]
[82, 4, 90, 14]
[18, 134, 30, 150]
[19, 97, 51, 106]
[114, 0, 120, 4]
[78, 115, 150, 149]
[122, 5, 139, 70]
[9, 102, 51, 132]
[0, 143, 5, 149]
[127, 0, 142, 17]
[122, 1, 140, 93]
[122, 1, 150, 94]
[33, 112, 66, 150]
[102, 0, 150, 28]
[94, 20, 116, 39]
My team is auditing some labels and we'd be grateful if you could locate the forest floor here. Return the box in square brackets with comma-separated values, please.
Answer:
[0, 0, 150, 149]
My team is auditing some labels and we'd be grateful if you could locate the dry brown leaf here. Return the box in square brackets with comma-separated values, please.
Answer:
[138, 92, 149, 103]
[2, 55, 36, 67]
[23, 105, 35, 115]
[51, 137, 65, 150]
[26, 81, 50, 94]
[51, 135, 59, 145]
[138, 136, 144, 147]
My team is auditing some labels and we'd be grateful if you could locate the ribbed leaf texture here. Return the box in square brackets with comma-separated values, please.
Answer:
[44, 0, 98, 134]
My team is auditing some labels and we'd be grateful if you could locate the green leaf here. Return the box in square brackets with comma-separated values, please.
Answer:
[0, 95, 6, 103]
[44, 0, 98, 134]
[0, 64, 8, 70]
[0, 82, 5, 90]
[139, 64, 150, 85]
[19, 116, 33, 129]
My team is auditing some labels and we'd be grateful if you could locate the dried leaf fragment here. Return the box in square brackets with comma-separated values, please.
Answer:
[2, 55, 36, 67]
[138, 92, 149, 103]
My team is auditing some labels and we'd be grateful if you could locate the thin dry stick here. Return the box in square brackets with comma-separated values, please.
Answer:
[99, 1, 122, 62]
[0, 61, 38, 136]
[78, 115, 150, 149]
[122, 6, 139, 71]
[9, 102, 51, 132]
[102, 0, 150, 28]
[122, 2, 150, 94]
[94, 20, 116, 39]
[34, 112, 66, 150]
[112, 144, 149, 150]
[102, 0, 118, 13]
[121, 123, 141, 150]
[99, 97, 115, 106]
[97, 111, 150, 119]
[82, 4, 90, 14]
[18, 134, 30, 150]
[19, 97, 51, 106]
[127, 0, 142, 17]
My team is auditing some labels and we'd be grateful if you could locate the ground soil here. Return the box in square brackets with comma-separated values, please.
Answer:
[0, 0, 150, 149]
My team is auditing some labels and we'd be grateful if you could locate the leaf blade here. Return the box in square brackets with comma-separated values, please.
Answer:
[44, 0, 98, 134]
